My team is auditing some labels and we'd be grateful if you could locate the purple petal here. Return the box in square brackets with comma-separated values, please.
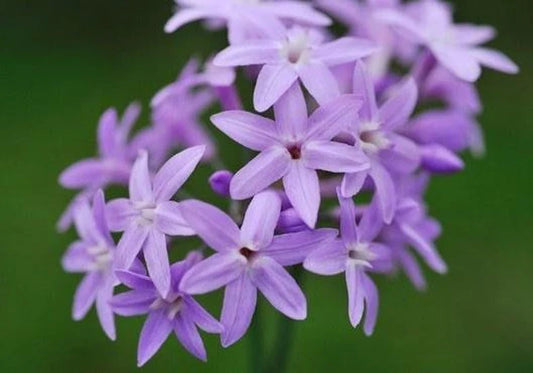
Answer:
[211, 111, 280, 151]
[250, 256, 307, 320]
[97, 108, 119, 158]
[353, 61, 379, 122]
[470, 47, 519, 74]
[341, 170, 368, 198]
[92, 189, 113, 243]
[399, 223, 447, 274]
[115, 270, 155, 291]
[304, 239, 346, 275]
[144, 229, 171, 297]
[240, 191, 281, 249]
[209, 170, 233, 197]
[62, 242, 92, 273]
[362, 273, 378, 336]
[283, 163, 320, 228]
[137, 310, 173, 367]
[264, 228, 338, 266]
[96, 278, 116, 340]
[72, 272, 101, 320]
[105, 198, 136, 232]
[73, 200, 101, 243]
[110, 290, 155, 316]
[230, 146, 291, 200]
[174, 314, 207, 361]
[261, 2, 331, 26]
[179, 200, 240, 252]
[298, 62, 340, 105]
[274, 82, 308, 140]
[346, 264, 365, 328]
[314, 37, 378, 65]
[129, 151, 153, 203]
[153, 145, 205, 202]
[184, 297, 223, 334]
[220, 274, 257, 347]
[379, 135, 421, 174]
[338, 189, 358, 246]
[303, 140, 369, 173]
[358, 198, 384, 243]
[379, 78, 418, 130]
[254, 63, 299, 112]
[115, 225, 150, 270]
[59, 159, 108, 189]
[180, 253, 245, 295]
[164, 8, 214, 33]
[396, 247, 427, 291]
[421, 144, 465, 173]
[214, 42, 281, 66]
[306, 94, 360, 141]
[155, 201, 195, 236]
[369, 162, 396, 224]
[453, 24, 495, 45]
[431, 45, 481, 82]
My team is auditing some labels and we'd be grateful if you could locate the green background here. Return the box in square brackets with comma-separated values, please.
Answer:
[1, 1, 532, 372]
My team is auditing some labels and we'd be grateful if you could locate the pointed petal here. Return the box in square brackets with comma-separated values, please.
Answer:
[184, 297, 223, 334]
[59, 159, 109, 189]
[180, 253, 245, 295]
[421, 144, 465, 173]
[153, 146, 205, 202]
[304, 239, 346, 275]
[115, 270, 155, 291]
[230, 146, 291, 200]
[303, 140, 369, 173]
[369, 162, 396, 224]
[362, 273, 378, 336]
[358, 197, 384, 243]
[96, 278, 116, 340]
[314, 37, 378, 65]
[155, 201, 195, 236]
[470, 47, 519, 74]
[92, 189, 113, 243]
[396, 247, 427, 291]
[115, 225, 150, 270]
[283, 163, 320, 228]
[164, 8, 213, 33]
[254, 64, 298, 112]
[62, 242, 92, 273]
[220, 274, 257, 347]
[341, 170, 368, 198]
[137, 310, 173, 367]
[298, 62, 340, 105]
[129, 151, 153, 203]
[144, 229, 171, 297]
[97, 108, 119, 158]
[174, 315, 207, 361]
[251, 256, 307, 320]
[379, 134, 421, 174]
[306, 94, 360, 141]
[261, 2, 331, 26]
[399, 223, 447, 274]
[379, 78, 418, 130]
[110, 290, 155, 316]
[214, 42, 281, 66]
[346, 264, 365, 328]
[453, 24, 495, 45]
[274, 82, 308, 140]
[431, 45, 481, 82]
[241, 191, 281, 249]
[337, 189, 358, 246]
[179, 200, 240, 252]
[106, 198, 136, 232]
[211, 111, 280, 151]
[352, 61, 379, 122]
[264, 228, 338, 266]
[72, 272, 101, 320]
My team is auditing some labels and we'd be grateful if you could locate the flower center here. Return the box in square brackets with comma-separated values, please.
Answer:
[87, 244, 113, 271]
[287, 145, 302, 160]
[281, 32, 310, 65]
[358, 122, 390, 153]
[150, 295, 184, 320]
[133, 201, 157, 225]
[239, 247, 256, 260]
[347, 243, 376, 268]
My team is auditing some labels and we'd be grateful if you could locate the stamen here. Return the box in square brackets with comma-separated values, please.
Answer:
[287, 145, 302, 160]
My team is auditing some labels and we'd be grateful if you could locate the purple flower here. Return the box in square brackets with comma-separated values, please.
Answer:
[214, 26, 378, 111]
[106, 146, 205, 297]
[62, 190, 121, 340]
[59, 103, 140, 190]
[211, 83, 369, 227]
[341, 62, 420, 223]
[111, 251, 223, 365]
[178, 191, 337, 346]
[165, 0, 331, 44]
[304, 190, 391, 335]
[378, 0, 519, 81]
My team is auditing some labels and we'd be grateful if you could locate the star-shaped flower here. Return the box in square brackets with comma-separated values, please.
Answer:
[106, 146, 205, 297]
[214, 26, 378, 111]
[304, 190, 392, 334]
[178, 191, 337, 346]
[111, 252, 223, 366]
[211, 83, 369, 227]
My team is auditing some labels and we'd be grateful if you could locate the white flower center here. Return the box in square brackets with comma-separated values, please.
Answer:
[133, 201, 157, 225]
[347, 243, 376, 268]
[150, 295, 184, 320]
[358, 122, 390, 153]
[87, 244, 113, 271]
[281, 32, 311, 65]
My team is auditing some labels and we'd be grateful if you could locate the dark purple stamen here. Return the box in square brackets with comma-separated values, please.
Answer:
[287, 145, 302, 160]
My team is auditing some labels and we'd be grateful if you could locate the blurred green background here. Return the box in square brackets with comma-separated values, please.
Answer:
[1, 0, 532, 372]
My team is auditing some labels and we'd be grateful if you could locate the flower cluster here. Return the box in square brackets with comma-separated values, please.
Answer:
[58, 0, 517, 366]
